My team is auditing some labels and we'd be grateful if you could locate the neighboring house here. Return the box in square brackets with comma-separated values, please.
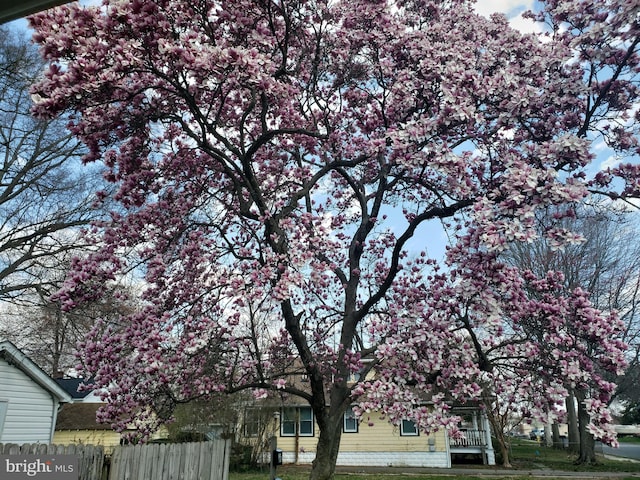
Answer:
[55, 377, 103, 403]
[266, 403, 450, 467]
[53, 402, 123, 453]
[53, 377, 169, 451]
[238, 369, 495, 468]
[448, 405, 495, 465]
[0, 340, 72, 444]
[242, 402, 494, 468]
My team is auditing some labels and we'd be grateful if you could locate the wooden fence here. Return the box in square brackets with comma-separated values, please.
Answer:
[109, 440, 230, 480]
[1, 440, 230, 480]
[0, 443, 105, 480]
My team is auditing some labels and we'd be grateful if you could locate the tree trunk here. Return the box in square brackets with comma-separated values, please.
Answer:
[574, 389, 598, 465]
[552, 423, 562, 449]
[483, 404, 511, 467]
[309, 410, 343, 480]
[494, 433, 512, 468]
[566, 393, 580, 454]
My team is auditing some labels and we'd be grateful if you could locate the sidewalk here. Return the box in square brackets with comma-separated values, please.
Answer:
[332, 464, 640, 478]
[274, 463, 640, 479]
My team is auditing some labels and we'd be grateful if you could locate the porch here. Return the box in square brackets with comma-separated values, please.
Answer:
[447, 408, 495, 466]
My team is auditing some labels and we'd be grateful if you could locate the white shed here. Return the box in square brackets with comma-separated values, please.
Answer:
[0, 340, 71, 444]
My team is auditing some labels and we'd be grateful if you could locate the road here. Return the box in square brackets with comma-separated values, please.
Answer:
[601, 441, 640, 461]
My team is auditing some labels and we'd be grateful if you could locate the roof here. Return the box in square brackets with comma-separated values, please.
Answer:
[0, 340, 72, 403]
[55, 403, 112, 431]
[0, 0, 72, 24]
[55, 377, 95, 400]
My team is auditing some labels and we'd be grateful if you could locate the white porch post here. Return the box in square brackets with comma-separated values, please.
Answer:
[481, 411, 495, 465]
[471, 411, 479, 430]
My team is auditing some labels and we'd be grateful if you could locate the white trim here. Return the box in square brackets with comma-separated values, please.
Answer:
[0, 1, 73, 23]
[280, 406, 314, 437]
[343, 406, 358, 433]
[280, 450, 450, 468]
[0, 341, 71, 403]
[0, 400, 8, 435]
[400, 419, 419, 436]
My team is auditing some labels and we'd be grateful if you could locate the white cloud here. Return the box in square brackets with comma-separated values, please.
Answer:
[599, 155, 622, 171]
[474, 0, 543, 35]
[508, 12, 545, 35]
[474, 0, 534, 17]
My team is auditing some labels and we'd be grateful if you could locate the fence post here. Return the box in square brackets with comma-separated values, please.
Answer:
[269, 436, 277, 480]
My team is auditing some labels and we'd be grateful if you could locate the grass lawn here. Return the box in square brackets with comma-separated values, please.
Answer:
[229, 470, 546, 480]
[507, 438, 640, 473]
[229, 439, 640, 480]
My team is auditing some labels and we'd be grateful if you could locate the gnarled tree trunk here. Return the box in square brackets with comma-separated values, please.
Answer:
[309, 408, 344, 480]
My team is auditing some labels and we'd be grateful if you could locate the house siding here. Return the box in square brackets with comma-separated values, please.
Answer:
[0, 357, 57, 444]
[53, 430, 121, 453]
[275, 411, 449, 468]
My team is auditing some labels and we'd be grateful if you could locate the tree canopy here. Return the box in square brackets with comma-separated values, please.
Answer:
[28, 1, 640, 478]
[0, 26, 103, 303]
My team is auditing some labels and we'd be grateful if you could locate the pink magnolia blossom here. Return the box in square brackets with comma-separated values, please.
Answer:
[29, 0, 639, 477]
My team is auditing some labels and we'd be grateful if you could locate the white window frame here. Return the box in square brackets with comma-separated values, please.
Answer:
[343, 406, 358, 433]
[243, 408, 261, 437]
[400, 419, 419, 436]
[280, 406, 314, 437]
[0, 400, 8, 438]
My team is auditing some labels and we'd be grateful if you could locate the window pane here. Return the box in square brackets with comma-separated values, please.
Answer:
[299, 406, 313, 436]
[243, 409, 260, 437]
[282, 421, 296, 435]
[401, 419, 418, 436]
[281, 408, 296, 436]
[299, 407, 312, 421]
[343, 406, 358, 433]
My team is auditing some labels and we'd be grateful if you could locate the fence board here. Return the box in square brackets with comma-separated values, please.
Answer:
[0, 443, 105, 480]
[108, 440, 229, 480]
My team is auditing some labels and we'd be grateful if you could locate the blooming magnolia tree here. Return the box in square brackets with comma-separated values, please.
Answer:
[30, 0, 639, 478]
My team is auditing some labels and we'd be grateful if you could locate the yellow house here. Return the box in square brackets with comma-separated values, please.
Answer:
[281, 405, 448, 467]
[238, 360, 495, 469]
[240, 401, 494, 468]
[53, 402, 170, 453]
[53, 403, 123, 453]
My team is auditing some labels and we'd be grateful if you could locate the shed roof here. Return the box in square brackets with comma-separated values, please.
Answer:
[0, 1, 72, 24]
[55, 377, 95, 400]
[55, 403, 112, 431]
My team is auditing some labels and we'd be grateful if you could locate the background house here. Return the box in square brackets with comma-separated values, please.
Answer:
[274, 404, 450, 468]
[53, 402, 123, 453]
[0, 340, 71, 444]
[55, 377, 103, 403]
[240, 400, 495, 468]
[238, 364, 495, 468]
[53, 376, 169, 450]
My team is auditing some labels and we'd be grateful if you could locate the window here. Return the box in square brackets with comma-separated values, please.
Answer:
[0, 400, 7, 437]
[281, 406, 314, 437]
[343, 406, 358, 433]
[347, 371, 360, 383]
[400, 419, 418, 436]
[281, 407, 297, 436]
[243, 408, 262, 437]
[299, 407, 313, 435]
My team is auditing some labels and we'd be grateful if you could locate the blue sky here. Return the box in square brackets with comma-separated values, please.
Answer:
[5, 0, 635, 259]
[7, 0, 538, 33]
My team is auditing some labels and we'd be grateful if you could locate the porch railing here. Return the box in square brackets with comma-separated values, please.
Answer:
[449, 429, 486, 447]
